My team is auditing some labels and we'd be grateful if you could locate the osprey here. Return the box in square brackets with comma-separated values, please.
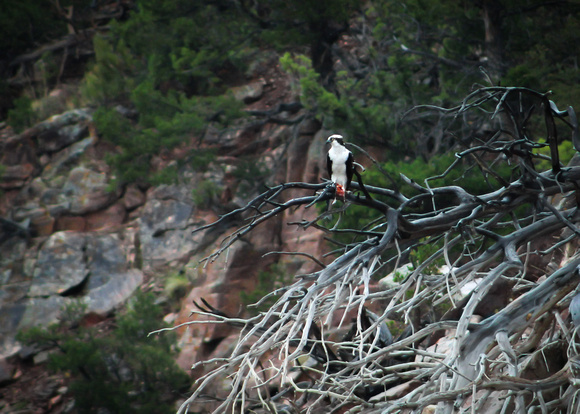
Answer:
[326, 134, 354, 201]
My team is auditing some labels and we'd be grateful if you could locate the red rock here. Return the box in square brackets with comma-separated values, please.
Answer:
[122, 184, 146, 210]
[31, 214, 55, 237]
[85, 202, 126, 231]
[79, 312, 107, 328]
[0, 164, 35, 189]
[0, 135, 38, 166]
[175, 227, 283, 375]
[55, 216, 86, 232]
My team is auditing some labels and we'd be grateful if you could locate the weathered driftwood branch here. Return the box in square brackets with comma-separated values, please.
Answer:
[174, 86, 580, 413]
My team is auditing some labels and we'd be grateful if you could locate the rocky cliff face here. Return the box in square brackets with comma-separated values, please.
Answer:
[0, 68, 330, 405]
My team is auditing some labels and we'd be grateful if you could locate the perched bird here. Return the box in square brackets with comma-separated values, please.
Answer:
[326, 134, 354, 201]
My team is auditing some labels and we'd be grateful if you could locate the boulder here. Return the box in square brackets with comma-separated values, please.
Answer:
[26, 109, 91, 137]
[84, 269, 143, 315]
[37, 123, 88, 154]
[62, 166, 114, 215]
[231, 80, 265, 103]
[138, 197, 195, 267]
[0, 227, 143, 358]
[41, 136, 96, 180]
[0, 233, 30, 264]
[0, 237, 32, 306]
[84, 233, 129, 290]
[17, 295, 68, 329]
[139, 199, 192, 232]
[0, 295, 71, 358]
[28, 232, 88, 297]
[0, 282, 30, 308]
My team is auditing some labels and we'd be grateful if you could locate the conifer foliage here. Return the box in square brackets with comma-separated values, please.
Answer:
[18, 293, 190, 414]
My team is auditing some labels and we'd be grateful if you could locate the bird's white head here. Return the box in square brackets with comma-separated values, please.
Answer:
[326, 134, 345, 145]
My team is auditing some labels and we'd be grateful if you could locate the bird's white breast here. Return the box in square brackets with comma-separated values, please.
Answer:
[329, 143, 351, 186]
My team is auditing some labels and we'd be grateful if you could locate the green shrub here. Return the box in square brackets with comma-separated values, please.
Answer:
[534, 139, 577, 171]
[7, 96, 35, 132]
[91, 80, 243, 188]
[164, 271, 190, 305]
[409, 240, 445, 275]
[81, 35, 137, 105]
[190, 148, 217, 172]
[279, 52, 413, 152]
[149, 164, 179, 186]
[192, 179, 221, 209]
[18, 292, 190, 414]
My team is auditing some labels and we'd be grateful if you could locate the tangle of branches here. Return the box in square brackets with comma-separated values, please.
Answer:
[160, 86, 580, 414]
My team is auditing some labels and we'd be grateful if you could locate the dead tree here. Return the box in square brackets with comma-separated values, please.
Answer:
[160, 86, 580, 414]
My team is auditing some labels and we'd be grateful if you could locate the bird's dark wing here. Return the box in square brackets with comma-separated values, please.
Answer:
[193, 297, 229, 318]
[327, 153, 333, 181]
[346, 151, 354, 189]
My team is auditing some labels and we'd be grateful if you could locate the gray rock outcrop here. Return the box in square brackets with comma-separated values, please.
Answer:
[0, 112, 149, 360]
